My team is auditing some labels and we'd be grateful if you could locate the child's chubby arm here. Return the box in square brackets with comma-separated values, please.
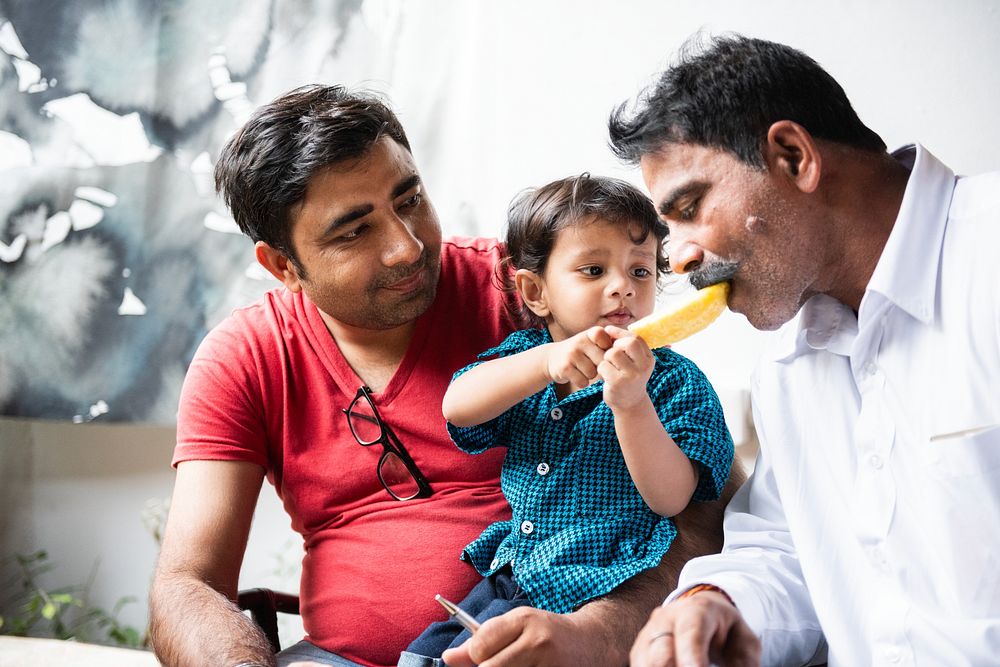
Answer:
[443, 326, 614, 427]
[599, 326, 699, 517]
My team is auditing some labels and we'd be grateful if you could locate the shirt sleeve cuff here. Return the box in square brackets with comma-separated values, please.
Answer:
[665, 573, 767, 637]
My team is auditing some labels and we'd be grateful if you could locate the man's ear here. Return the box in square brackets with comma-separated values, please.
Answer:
[514, 268, 550, 319]
[765, 120, 821, 194]
[255, 241, 304, 292]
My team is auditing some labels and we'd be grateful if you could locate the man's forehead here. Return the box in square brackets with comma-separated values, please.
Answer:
[639, 143, 735, 200]
[323, 136, 416, 179]
[641, 142, 716, 175]
[307, 140, 418, 198]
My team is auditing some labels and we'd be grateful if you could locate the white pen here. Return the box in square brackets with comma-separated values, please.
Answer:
[435, 594, 481, 633]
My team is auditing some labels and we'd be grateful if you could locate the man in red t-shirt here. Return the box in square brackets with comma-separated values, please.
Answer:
[149, 85, 741, 667]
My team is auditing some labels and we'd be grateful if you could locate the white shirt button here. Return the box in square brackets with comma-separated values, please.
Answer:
[864, 362, 878, 377]
[537, 462, 550, 476]
[490, 558, 500, 570]
[520, 520, 534, 535]
[869, 454, 884, 469]
[550, 407, 563, 420]
[885, 647, 902, 663]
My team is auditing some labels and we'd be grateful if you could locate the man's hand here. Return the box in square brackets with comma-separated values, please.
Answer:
[544, 326, 613, 387]
[630, 592, 761, 667]
[598, 326, 655, 411]
[441, 606, 607, 667]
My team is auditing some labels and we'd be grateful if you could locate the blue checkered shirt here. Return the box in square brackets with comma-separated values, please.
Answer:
[448, 328, 734, 614]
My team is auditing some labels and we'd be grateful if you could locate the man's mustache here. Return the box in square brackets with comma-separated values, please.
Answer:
[689, 260, 739, 290]
[374, 249, 429, 288]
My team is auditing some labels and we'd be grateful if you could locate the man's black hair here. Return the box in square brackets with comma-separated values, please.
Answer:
[215, 84, 410, 277]
[609, 34, 886, 168]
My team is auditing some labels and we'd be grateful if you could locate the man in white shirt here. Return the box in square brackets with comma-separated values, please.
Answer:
[610, 34, 1000, 667]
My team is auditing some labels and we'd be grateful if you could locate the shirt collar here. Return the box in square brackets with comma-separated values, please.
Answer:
[865, 143, 955, 324]
[771, 294, 858, 362]
[768, 143, 955, 363]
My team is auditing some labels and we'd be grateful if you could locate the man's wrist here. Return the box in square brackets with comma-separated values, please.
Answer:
[676, 583, 736, 607]
[566, 601, 631, 664]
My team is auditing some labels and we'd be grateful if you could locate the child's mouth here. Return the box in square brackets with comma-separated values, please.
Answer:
[603, 309, 633, 326]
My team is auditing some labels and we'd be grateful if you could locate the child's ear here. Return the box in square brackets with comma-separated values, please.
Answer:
[514, 269, 550, 318]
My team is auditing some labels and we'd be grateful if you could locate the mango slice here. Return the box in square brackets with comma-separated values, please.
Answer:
[628, 282, 730, 347]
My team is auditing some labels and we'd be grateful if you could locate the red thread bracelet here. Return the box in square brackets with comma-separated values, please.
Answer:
[677, 583, 735, 607]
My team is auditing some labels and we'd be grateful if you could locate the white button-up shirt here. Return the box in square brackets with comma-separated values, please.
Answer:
[670, 145, 1000, 666]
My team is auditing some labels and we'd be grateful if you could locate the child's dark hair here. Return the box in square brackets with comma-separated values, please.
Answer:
[497, 173, 667, 329]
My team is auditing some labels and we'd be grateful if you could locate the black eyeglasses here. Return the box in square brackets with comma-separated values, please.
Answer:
[343, 385, 432, 501]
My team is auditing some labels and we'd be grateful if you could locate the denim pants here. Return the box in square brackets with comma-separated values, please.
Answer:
[398, 566, 531, 667]
[276, 640, 366, 666]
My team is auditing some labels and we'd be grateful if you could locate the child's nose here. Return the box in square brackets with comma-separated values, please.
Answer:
[607, 274, 635, 298]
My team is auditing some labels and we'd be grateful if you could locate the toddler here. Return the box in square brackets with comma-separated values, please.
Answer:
[400, 174, 734, 665]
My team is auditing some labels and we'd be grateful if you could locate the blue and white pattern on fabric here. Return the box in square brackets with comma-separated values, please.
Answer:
[449, 328, 734, 614]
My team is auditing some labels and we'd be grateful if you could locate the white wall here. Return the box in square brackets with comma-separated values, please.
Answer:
[374, 0, 1000, 397]
[0, 418, 302, 645]
[3, 0, 998, 646]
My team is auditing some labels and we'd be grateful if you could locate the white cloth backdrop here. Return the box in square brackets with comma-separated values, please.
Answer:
[1, 0, 998, 429]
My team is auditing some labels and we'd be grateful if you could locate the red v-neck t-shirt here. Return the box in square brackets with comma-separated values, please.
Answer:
[174, 237, 515, 666]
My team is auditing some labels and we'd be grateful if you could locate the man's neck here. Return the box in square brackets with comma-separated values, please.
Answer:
[818, 150, 912, 313]
[319, 311, 416, 393]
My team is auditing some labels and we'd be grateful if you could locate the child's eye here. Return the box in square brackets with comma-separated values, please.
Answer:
[580, 266, 604, 277]
[632, 267, 653, 279]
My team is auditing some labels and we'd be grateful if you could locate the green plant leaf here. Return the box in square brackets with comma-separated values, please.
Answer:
[41, 602, 57, 620]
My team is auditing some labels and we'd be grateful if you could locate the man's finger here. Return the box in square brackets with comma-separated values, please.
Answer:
[673, 603, 720, 667]
[474, 632, 541, 667]
[638, 629, 678, 667]
[441, 643, 474, 667]
[631, 606, 678, 667]
[714, 614, 762, 667]
[443, 610, 529, 666]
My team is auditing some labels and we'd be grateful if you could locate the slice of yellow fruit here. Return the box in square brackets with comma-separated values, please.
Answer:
[628, 282, 730, 347]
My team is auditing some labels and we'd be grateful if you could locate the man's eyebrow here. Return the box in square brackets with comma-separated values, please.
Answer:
[392, 174, 422, 199]
[320, 174, 422, 238]
[323, 204, 374, 237]
[658, 181, 709, 217]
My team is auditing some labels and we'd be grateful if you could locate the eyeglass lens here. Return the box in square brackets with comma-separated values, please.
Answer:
[379, 451, 421, 500]
[348, 390, 423, 500]
[347, 394, 382, 444]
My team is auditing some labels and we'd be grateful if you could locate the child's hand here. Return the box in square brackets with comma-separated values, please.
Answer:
[544, 326, 613, 387]
[599, 326, 655, 410]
